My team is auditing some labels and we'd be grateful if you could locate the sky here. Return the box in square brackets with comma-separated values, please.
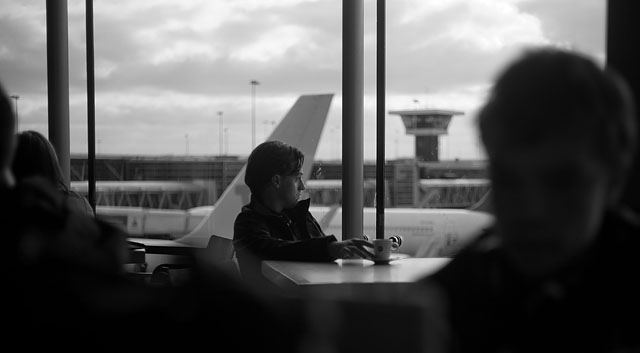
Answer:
[0, 0, 605, 161]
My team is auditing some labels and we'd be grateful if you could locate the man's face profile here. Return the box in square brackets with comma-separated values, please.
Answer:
[277, 170, 305, 209]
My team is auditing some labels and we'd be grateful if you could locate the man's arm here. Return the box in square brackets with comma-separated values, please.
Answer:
[233, 211, 337, 262]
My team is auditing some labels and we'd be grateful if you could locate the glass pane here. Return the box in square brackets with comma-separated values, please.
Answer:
[379, 0, 606, 256]
[1, 0, 606, 259]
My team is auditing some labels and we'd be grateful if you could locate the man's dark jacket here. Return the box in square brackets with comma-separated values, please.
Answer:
[233, 196, 337, 284]
[420, 207, 640, 353]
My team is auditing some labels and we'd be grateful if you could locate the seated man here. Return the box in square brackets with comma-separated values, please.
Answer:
[417, 48, 640, 352]
[234, 140, 374, 286]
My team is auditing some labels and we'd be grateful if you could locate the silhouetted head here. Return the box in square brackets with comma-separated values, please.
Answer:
[477, 47, 637, 275]
[0, 82, 16, 187]
[12, 130, 68, 192]
[480, 47, 636, 172]
[245, 140, 305, 210]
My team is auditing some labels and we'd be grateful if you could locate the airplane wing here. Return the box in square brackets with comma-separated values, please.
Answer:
[170, 93, 334, 248]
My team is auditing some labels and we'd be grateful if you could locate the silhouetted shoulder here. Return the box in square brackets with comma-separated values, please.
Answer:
[66, 189, 95, 217]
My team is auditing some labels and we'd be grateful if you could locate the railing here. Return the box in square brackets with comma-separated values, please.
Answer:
[417, 179, 490, 208]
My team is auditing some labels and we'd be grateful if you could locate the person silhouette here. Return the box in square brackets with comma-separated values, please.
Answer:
[12, 130, 94, 216]
[416, 47, 640, 353]
[0, 81, 302, 353]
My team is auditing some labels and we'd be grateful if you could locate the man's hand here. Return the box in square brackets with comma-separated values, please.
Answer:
[327, 238, 374, 259]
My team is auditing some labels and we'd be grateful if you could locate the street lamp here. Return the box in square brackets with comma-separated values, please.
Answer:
[250, 80, 260, 150]
[185, 134, 189, 155]
[217, 111, 223, 156]
[330, 127, 337, 160]
[224, 127, 229, 155]
[9, 94, 19, 130]
[395, 138, 399, 159]
[263, 120, 276, 140]
[395, 129, 401, 159]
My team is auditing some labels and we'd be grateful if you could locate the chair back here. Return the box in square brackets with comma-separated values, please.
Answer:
[205, 234, 240, 278]
[206, 234, 235, 262]
[148, 263, 192, 287]
[149, 235, 238, 287]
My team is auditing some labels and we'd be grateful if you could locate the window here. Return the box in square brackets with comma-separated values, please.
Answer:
[1, 0, 608, 258]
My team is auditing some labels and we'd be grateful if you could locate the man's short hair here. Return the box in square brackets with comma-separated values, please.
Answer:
[478, 47, 637, 171]
[245, 140, 304, 195]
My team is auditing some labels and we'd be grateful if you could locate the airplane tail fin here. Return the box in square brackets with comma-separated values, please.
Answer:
[319, 203, 341, 230]
[176, 94, 334, 247]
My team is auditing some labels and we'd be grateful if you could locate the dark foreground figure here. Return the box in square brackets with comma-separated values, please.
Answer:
[418, 48, 640, 353]
[0, 81, 301, 353]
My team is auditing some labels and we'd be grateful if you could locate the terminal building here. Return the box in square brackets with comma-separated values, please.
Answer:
[70, 109, 489, 210]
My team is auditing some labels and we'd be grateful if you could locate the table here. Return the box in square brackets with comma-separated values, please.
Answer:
[262, 256, 451, 299]
[127, 240, 147, 264]
[262, 256, 453, 352]
[128, 237, 198, 256]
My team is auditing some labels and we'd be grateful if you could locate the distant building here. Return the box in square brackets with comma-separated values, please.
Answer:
[71, 155, 489, 210]
[388, 109, 464, 162]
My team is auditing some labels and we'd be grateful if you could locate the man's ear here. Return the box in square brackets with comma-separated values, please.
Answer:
[271, 174, 281, 189]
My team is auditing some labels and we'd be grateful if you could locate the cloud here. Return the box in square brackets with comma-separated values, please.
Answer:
[401, 0, 548, 52]
[231, 25, 310, 63]
[518, 0, 605, 60]
[0, 0, 606, 161]
[383, 0, 553, 95]
[0, 3, 48, 93]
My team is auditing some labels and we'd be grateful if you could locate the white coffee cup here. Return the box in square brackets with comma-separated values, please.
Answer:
[372, 238, 400, 262]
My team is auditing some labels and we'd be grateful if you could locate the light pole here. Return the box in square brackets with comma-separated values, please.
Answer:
[331, 127, 337, 160]
[9, 95, 19, 130]
[250, 80, 259, 150]
[263, 120, 275, 140]
[395, 129, 401, 159]
[263, 120, 268, 140]
[395, 138, 399, 159]
[269, 120, 275, 140]
[185, 134, 189, 155]
[224, 127, 229, 155]
[217, 111, 223, 156]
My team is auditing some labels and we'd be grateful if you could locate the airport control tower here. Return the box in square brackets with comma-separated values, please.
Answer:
[388, 109, 464, 161]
